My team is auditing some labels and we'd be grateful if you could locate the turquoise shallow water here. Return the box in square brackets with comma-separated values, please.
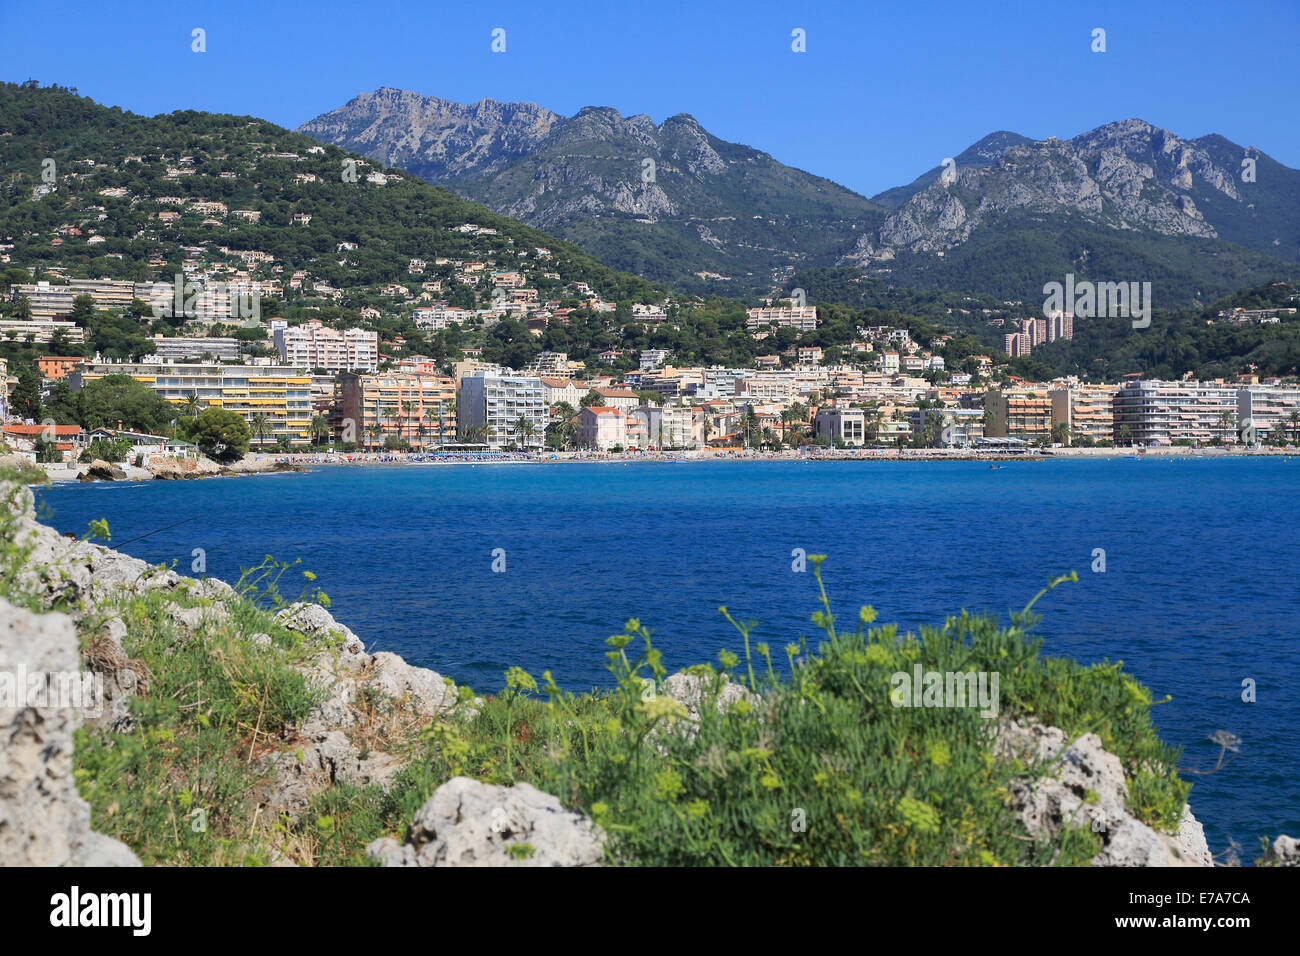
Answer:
[36, 457, 1300, 855]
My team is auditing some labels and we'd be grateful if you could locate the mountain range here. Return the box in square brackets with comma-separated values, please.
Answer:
[300, 89, 1300, 303]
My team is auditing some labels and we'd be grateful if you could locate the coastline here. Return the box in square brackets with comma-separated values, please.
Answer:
[31, 441, 1299, 484]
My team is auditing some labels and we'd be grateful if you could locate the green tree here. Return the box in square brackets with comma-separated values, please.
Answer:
[513, 415, 537, 450]
[249, 413, 271, 450]
[10, 361, 42, 420]
[178, 407, 250, 462]
[76, 374, 175, 433]
[69, 294, 95, 327]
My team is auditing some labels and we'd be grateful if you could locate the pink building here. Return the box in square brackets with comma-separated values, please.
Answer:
[579, 406, 627, 450]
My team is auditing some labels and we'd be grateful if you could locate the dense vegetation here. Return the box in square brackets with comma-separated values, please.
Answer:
[0, 82, 659, 301]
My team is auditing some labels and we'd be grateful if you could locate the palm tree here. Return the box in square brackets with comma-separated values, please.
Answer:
[513, 415, 536, 451]
[441, 397, 456, 448]
[309, 414, 328, 447]
[1289, 410, 1300, 443]
[702, 417, 713, 446]
[249, 413, 270, 450]
[181, 392, 203, 418]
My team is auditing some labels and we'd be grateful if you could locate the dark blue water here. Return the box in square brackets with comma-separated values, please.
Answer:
[35, 458, 1300, 856]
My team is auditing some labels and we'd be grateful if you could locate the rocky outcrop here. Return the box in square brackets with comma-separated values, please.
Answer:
[844, 118, 1299, 270]
[0, 598, 140, 866]
[366, 776, 605, 867]
[299, 88, 880, 293]
[3, 479, 467, 831]
[77, 459, 127, 482]
[148, 455, 303, 480]
[660, 670, 758, 720]
[1000, 719, 1211, 867]
[1262, 835, 1300, 866]
[257, 603, 464, 815]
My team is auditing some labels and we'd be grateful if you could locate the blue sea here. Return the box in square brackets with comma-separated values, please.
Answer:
[34, 457, 1300, 856]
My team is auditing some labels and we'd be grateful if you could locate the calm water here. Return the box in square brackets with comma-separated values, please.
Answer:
[35, 458, 1300, 856]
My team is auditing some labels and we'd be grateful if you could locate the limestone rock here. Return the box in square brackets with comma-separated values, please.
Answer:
[661, 670, 758, 720]
[0, 598, 140, 866]
[78, 459, 127, 482]
[1263, 834, 1300, 866]
[1000, 719, 1211, 867]
[367, 776, 605, 867]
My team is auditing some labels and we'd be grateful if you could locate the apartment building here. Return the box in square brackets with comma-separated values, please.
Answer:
[815, 406, 866, 446]
[458, 372, 547, 451]
[1004, 332, 1032, 358]
[745, 305, 819, 331]
[35, 356, 85, 381]
[0, 319, 85, 344]
[413, 306, 474, 330]
[629, 404, 700, 449]
[274, 320, 378, 372]
[339, 372, 455, 450]
[906, 407, 985, 447]
[153, 335, 242, 362]
[985, 387, 1053, 442]
[69, 361, 313, 445]
[1237, 385, 1300, 440]
[523, 351, 571, 377]
[734, 372, 796, 405]
[1049, 384, 1117, 444]
[539, 377, 586, 410]
[640, 348, 670, 370]
[1111, 380, 1237, 446]
[13, 278, 139, 319]
[593, 387, 640, 410]
[639, 367, 703, 402]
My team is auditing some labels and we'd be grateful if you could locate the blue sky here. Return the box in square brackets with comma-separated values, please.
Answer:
[2, 0, 1297, 197]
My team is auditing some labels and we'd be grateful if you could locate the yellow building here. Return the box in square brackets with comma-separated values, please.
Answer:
[69, 362, 313, 446]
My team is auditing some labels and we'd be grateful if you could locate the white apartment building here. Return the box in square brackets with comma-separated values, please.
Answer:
[413, 306, 474, 330]
[1237, 386, 1300, 439]
[815, 407, 866, 446]
[734, 372, 796, 405]
[629, 404, 700, 449]
[640, 348, 670, 370]
[1112, 381, 1237, 446]
[458, 372, 547, 451]
[745, 305, 819, 331]
[273, 320, 378, 372]
[906, 407, 985, 447]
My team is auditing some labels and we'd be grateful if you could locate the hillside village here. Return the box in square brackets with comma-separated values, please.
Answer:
[3, 83, 1300, 465]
